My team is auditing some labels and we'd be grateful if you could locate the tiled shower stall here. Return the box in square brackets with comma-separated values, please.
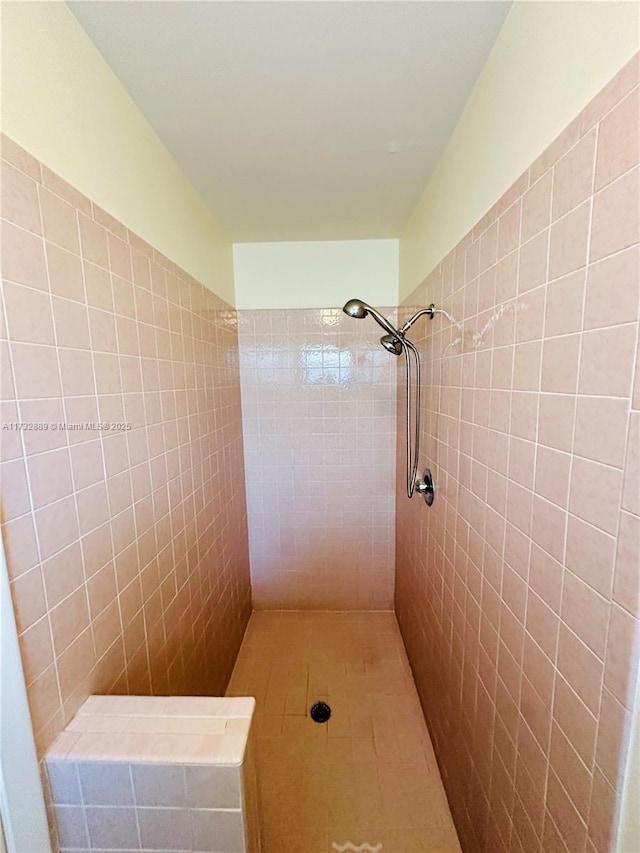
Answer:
[1, 50, 639, 853]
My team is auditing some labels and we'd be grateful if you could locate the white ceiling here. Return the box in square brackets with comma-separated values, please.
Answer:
[68, 1, 511, 242]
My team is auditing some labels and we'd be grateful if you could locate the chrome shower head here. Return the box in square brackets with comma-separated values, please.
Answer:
[342, 298, 402, 340]
[342, 298, 368, 319]
[380, 334, 403, 355]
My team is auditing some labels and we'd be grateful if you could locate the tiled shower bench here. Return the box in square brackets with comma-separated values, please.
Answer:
[45, 696, 260, 853]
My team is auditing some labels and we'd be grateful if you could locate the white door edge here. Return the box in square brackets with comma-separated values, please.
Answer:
[0, 535, 51, 853]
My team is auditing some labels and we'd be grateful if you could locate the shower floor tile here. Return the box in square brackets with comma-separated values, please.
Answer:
[226, 611, 461, 853]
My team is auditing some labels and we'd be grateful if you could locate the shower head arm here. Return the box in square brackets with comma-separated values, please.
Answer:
[399, 304, 435, 335]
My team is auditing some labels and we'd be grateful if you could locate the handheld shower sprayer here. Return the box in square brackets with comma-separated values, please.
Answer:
[342, 299, 403, 341]
[341, 299, 436, 501]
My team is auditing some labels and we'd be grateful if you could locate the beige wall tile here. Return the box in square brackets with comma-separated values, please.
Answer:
[39, 188, 79, 253]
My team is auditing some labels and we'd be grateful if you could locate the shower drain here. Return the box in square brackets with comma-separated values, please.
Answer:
[309, 701, 331, 723]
